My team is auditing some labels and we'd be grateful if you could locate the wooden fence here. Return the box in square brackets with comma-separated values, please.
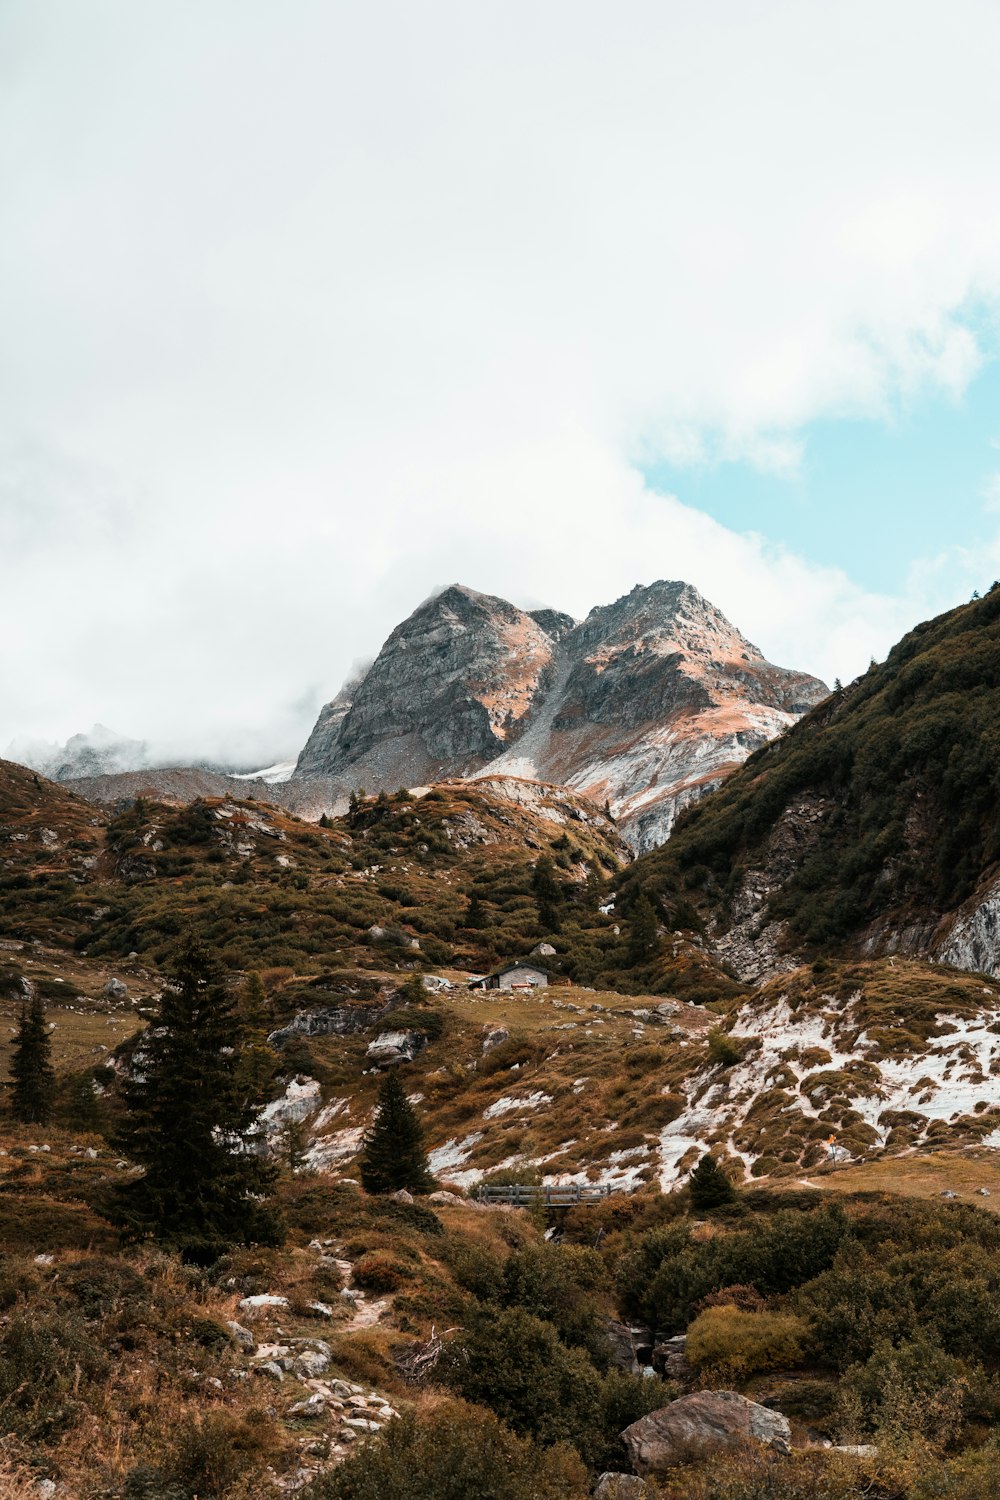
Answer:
[474, 1183, 614, 1207]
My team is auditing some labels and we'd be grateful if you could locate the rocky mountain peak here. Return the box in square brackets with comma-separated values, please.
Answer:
[294, 585, 559, 782]
[577, 579, 760, 657]
[293, 581, 828, 849]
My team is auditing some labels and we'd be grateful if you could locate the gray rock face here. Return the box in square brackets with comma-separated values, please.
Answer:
[294, 581, 826, 851]
[938, 872, 1000, 978]
[268, 1004, 388, 1046]
[296, 585, 558, 782]
[622, 1391, 791, 1474]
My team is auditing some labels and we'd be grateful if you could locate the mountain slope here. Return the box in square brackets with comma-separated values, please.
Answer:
[620, 585, 1000, 979]
[295, 581, 827, 850]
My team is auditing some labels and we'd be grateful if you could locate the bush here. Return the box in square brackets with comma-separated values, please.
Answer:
[707, 1028, 746, 1068]
[62, 1256, 150, 1319]
[592, 1369, 675, 1474]
[496, 1244, 609, 1362]
[352, 1251, 411, 1294]
[301, 1402, 589, 1500]
[0, 1309, 109, 1439]
[642, 1205, 848, 1330]
[838, 1338, 975, 1445]
[169, 1409, 284, 1496]
[686, 1306, 812, 1380]
[439, 1306, 603, 1457]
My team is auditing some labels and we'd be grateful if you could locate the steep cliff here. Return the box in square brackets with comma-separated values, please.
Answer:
[294, 581, 827, 849]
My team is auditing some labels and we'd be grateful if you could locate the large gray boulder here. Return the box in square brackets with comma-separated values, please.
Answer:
[366, 1029, 425, 1067]
[622, 1391, 791, 1474]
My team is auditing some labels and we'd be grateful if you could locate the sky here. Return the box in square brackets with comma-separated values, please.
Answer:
[5, 1, 1000, 766]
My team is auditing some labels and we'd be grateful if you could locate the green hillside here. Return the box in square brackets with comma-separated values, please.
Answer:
[619, 584, 1000, 954]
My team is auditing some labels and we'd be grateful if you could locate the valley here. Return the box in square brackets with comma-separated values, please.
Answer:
[2, 587, 1000, 1499]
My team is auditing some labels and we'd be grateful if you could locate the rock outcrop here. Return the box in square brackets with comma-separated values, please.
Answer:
[622, 1391, 791, 1473]
[294, 582, 826, 850]
[594, 1476, 648, 1499]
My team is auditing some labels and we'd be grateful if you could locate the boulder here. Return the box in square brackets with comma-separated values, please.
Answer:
[622, 1391, 791, 1474]
[652, 1334, 691, 1381]
[604, 1319, 642, 1375]
[531, 942, 557, 958]
[226, 1320, 256, 1350]
[366, 1029, 425, 1067]
[102, 977, 128, 1000]
[238, 1293, 289, 1315]
[594, 1477, 648, 1499]
[482, 1026, 510, 1054]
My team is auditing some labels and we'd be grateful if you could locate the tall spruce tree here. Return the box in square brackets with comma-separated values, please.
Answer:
[464, 890, 486, 929]
[531, 855, 562, 932]
[360, 1070, 433, 1195]
[627, 892, 660, 964]
[112, 940, 283, 1259]
[10, 992, 56, 1124]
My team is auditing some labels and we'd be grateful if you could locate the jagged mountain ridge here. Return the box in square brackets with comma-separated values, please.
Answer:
[294, 581, 828, 850]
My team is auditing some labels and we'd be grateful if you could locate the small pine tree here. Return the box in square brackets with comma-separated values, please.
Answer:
[688, 1153, 737, 1210]
[281, 1116, 308, 1174]
[531, 856, 562, 933]
[318, 812, 333, 829]
[112, 940, 283, 1259]
[464, 890, 486, 929]
[360, 1070, 433, 1195]
[10, 993, 56, 1124]
[235, 971, 277, 1109]
[627, 892, 659, 964]
[67, 1070, 104, 1133]
[399, 971, 429, 1006]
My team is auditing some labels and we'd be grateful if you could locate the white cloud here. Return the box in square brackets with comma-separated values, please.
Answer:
[2, 0, 1000, 753]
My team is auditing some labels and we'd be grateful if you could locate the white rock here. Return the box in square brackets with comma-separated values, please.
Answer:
[238, 1293, 290, 1314]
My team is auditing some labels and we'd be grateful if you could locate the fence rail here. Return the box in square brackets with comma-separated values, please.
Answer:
[475, 1183, 614, 1207]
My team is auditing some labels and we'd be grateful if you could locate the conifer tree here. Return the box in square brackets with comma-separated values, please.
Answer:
[688, 1153, 738, 1210]
[464, 890, 486, 929]
[68, 1070, 104, 1133]
[360, 1070, 433, 1195]
[112, 940, 283, 1259]
[627, 892, 660, 964]
[235, 970, 277, 1109]
[399, 971, 429, 1007]
[531, 855, 562, 932]
[10, 993, 56, 1124]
